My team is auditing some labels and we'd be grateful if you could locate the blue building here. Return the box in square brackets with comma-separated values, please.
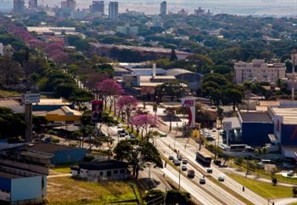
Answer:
[239, 112, 274, 146]
[22, 143, 87, 165]
[0, 167, 46, 204]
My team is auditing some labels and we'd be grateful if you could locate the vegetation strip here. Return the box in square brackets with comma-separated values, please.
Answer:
[228, 173, 294, 199]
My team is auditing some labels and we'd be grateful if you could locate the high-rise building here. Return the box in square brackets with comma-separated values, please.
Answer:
[160, 1, 167, 16]
[13, 0, 25, 13]
[29, 0, 38, 9]
[66, 0, 76, 11]
[109, 1, 118, 20]
[90, 1, 104, 15]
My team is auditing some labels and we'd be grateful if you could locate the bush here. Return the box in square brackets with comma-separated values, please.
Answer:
[51, 137, 60, 144]
[293, 187, 297, 197]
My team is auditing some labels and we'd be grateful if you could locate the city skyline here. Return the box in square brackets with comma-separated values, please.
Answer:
[1, 0, 297, 16]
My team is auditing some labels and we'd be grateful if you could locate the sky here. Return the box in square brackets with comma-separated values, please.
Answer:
[1, 0, 297, 16]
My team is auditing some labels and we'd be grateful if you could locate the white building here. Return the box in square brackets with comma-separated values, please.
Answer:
[234, 59, 286, 84]
[116, 23, 138, 35]
[71, 160, 130, 181]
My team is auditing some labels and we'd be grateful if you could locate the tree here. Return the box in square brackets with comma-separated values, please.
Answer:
[144, 189, 165, 205]
[170, 48, 177, 61]
[223, 88, 243, 111]
[271, 177, 277, 186]
[292, 186, 297, 197]
[155, 80, 186, 102]
[0, 108, 25, 140]
[116, 95, 138, 126]
[131, 114, 157, 139]
[96, 79, 123, 111]
[114, 140, 163, 179]
[0, 56, 24, 88]
[165, 190, 194, 205]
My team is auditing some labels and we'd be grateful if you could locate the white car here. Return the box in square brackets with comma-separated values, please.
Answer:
[218, 175, 225, 182]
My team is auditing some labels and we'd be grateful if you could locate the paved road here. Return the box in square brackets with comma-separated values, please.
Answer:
[156, 134, 267, 205]
[156, 138, 245, 205]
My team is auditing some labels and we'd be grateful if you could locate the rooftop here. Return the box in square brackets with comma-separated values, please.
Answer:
[24, 142, 79, 154]
[270, 107, 297, 124]
[78, 160, 128, 171]
[0, 171, 21, 179]
[240, 112, 273, 123]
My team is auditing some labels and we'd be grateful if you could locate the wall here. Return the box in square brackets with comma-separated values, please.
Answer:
[281, 124, 297, 146]
[0, 176, 11, 191]
[51, 148, 86, 165]
[11, 176, 42, 202]
[242, 123, 273, 146]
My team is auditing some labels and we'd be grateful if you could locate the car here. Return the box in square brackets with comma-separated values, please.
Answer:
[173, 159, 181, 166]
[199, 177, 206, 184]
[117, 128, 125, 134]
[181, 165, 187, 171]
[212, 129, 216, 132]
[287, 170, 294, 177]
[129, 134, 136, 139]
[218, 175, 225, 182]
[187, 169, 195, 178]
[182, 159, 188, 164]
[177, 155, 183, 161]
[117, 124, 122, 128]
[206, 135, 215, 141]
[168, 155, 174, 160]
[206, 168, 213, 173]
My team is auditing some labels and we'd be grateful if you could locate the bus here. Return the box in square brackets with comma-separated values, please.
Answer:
[196, 150, 212, 167]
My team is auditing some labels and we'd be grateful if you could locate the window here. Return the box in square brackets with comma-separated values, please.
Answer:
[113, 170, 119, 174]
[120, 169, 125, 174]
[100, 172, 103, 176]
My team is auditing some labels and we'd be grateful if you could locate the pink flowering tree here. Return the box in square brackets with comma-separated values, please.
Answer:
[96, 79, 123, 112]
[117, 95, 138, 126]
[131, 114, 157, 139]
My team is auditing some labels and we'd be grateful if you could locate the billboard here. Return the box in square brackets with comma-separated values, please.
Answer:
[22, 93, 40, 104]
[91, 100, 103, 123]
[181, 97, 196, 128]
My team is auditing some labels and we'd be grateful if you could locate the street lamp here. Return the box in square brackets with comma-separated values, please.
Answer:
[178, 164, 181, 190]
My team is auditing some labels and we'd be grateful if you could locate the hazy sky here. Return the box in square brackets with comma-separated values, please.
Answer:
[2, 0, 297, 16]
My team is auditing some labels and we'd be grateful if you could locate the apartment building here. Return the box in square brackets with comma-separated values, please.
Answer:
[234, 59, 286, 84]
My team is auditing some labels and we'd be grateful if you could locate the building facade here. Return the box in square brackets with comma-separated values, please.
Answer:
[108, 1, 118, 20]
[71, 160, 130, 181]
[28, 0, 38, 9]
[160, 1, 167, 16]
[234, 59, 286, 84]
[90, 1, 104, 15]
[116, 23, 138, 36]
[13, 0, 25, 13]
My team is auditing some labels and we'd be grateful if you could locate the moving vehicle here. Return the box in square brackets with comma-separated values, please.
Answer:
[158, 131, 167, 137]
[173, 159, 181, 166]
[218, 175, 225, 182]
[199, 177, 206, 184]
[168, 155, 174, 160]
[182, 165, 187, 171]
[187, 169, 195, 178]
[206, 168, 213, 173]
[196, 150, 212, 167]
[182, 159, 188, 164]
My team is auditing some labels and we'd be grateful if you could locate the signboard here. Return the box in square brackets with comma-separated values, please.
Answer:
[181, 97, 196, 128]
[91, 100, 103, 123]
[22, 93, 40, 104]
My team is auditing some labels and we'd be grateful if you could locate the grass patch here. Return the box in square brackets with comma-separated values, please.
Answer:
[228, 173, 293, 199]
[0, 90, 20, 97]
[51, 167, 71, 174]
[47, 177, 139, 204]
[208, 177, 254, 205]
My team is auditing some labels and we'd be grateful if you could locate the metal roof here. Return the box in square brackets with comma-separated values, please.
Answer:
[240, 112, 273, 123]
